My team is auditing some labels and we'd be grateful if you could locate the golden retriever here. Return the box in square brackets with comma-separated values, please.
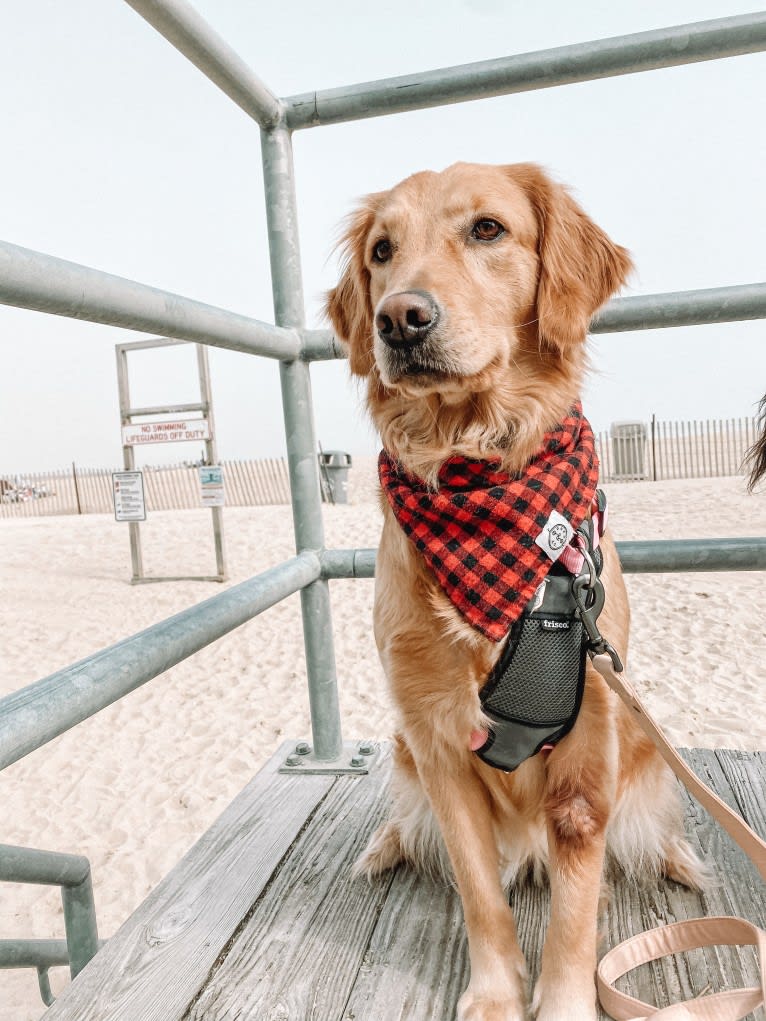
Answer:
[326, 162, 705, 1021]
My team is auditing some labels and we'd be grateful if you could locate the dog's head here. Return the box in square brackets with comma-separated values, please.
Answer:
[326, 162, 632, 474]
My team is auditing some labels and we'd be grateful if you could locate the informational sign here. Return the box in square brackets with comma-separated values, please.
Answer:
[121, 419, 211, 446]
[112, 471, 146, 522]
[199, 465, 225, 507]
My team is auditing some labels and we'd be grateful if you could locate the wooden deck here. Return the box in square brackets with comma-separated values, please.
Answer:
[42, 744, 765, 1021]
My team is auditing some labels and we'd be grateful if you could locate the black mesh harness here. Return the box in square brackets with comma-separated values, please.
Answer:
[474, 490, 614, 772]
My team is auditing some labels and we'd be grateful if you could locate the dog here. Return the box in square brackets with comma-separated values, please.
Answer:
[326, 162, 706, 1021]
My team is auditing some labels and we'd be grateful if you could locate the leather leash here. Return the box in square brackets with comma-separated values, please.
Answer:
[591, 653, 766, 1021]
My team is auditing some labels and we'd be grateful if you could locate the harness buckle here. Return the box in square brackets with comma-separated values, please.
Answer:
[571, 572, 624, 673]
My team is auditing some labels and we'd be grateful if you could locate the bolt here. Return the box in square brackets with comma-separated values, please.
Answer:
[295, 742, 311, 756]
[285, 755, 300, 767]
[358, 741, 374, 756]
[350, 756, 365, 768]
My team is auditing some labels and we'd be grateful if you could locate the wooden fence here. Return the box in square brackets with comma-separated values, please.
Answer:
[595, 415, 758, 482]
[0, 459, 292, 519]
[0, 417, 759, 518]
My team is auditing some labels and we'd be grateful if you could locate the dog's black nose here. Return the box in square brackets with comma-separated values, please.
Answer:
[375, 290, 439, 349]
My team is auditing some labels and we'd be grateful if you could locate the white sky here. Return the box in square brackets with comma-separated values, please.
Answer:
[1, 0, 764, 474]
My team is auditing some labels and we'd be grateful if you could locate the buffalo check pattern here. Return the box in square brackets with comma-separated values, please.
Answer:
[379, 403, 598, 642]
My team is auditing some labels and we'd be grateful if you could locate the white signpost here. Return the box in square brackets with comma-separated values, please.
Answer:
[112, 471, 147, 522]
[115, 338, 227, 584]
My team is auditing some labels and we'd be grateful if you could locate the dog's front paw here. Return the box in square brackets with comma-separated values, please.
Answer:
[458, 958, 528, 1021]
[531, 975, 596, 1021]
[457, 989, 528, 1021]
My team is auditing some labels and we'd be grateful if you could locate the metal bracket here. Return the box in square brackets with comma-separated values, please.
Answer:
[278, 739, 380, 775]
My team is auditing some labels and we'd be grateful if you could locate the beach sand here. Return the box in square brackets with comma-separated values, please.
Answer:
[1, 466, 764, 1018]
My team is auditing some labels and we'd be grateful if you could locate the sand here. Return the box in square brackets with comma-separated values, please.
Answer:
[1, 466, 764, 1019]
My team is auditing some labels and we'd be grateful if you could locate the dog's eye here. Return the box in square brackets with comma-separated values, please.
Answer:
[372, 239, 392, 264]
[471, 219, 506, 242]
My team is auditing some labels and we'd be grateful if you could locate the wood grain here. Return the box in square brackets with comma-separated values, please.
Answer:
[42, 743, 334, 1021]
[41, 743, 765, 1021]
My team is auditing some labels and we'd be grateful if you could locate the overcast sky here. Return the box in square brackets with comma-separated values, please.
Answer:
[1, 0, 764, 474]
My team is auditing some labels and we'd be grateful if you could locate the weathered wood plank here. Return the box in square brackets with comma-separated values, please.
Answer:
[342, 866, 470, 1021]
[42, 744, 335, 1021]
[602, 749, 765, 1021]
[39, 745, 764, 1021]
[716, 749, 766, 838]
[182, 749, 394, 1021]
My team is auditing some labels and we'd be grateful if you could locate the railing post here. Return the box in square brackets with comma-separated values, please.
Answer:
[260, 121, 343, 761]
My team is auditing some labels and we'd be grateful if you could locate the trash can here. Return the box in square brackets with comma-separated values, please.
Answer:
[318, 451, 352, 504]
[611, 421, 647, 479]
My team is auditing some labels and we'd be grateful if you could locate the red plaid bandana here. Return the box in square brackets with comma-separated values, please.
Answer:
[379, 404, 598, 641]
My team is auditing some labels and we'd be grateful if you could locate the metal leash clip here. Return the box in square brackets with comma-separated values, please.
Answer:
[571, 543, 624, 673]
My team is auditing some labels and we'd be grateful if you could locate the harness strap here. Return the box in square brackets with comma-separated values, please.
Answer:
[591, 653, 766, 1020]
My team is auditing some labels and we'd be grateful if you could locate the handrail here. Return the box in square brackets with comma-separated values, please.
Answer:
[124, 0, 284, 128]
[321, 539, 766, 579]
[0, 241, 301, 360]
[286, 13, 766, 129]
[591, 282, 766, 333]
[0, 552, 320, 771]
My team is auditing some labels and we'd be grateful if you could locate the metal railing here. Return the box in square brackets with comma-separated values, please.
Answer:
[1, 0, 765, 1002]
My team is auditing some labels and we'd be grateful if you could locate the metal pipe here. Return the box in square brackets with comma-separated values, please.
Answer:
[321, 539, 766, 579]
[261, 123, 344, 761]
[62, 874, 100, 978]
[591, 282, 766, 333]
[0, 940, 70, 971]
[0, 552, 320, 770]
[123, 0, 283, 129]
[617, 537, 766, 573]
[0, 845, 91, 887]
[286, 13, 766, 129]
[0, 241, 300, 359]
[0, 846, 100, 980]
[300, 282, 766, 361]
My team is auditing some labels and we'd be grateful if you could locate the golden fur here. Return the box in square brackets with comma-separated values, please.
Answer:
[326, 162, 705, 1021]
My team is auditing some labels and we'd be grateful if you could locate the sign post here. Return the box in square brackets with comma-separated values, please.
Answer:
[115, 338, 227, 583]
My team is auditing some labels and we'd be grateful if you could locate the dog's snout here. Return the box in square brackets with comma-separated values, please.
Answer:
[375, 290, 438, 348]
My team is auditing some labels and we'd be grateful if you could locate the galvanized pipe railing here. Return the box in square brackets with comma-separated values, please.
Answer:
[299, 282, 766, 360]
[0, 552, 320, 771]
[123, 0, 284, 128]
[286, 13, 766, 129]
[321, 539, 766, 579]
[0, 845, 99, 981]
[0, 241, 301, 360]
[261, 122, 344, 762]
[591, 282, 766, 334]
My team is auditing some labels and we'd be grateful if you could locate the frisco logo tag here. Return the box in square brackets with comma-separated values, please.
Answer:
[534, 510, 574, 561]
[541, 618, 571, 631]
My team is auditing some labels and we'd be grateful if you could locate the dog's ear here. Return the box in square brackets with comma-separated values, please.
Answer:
[513, 164, 633, 352]
[325, 197, 382, 377]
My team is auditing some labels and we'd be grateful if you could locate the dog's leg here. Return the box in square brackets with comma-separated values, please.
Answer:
[414, 754, 528, 1021]
[532, 681, 617, 1021]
